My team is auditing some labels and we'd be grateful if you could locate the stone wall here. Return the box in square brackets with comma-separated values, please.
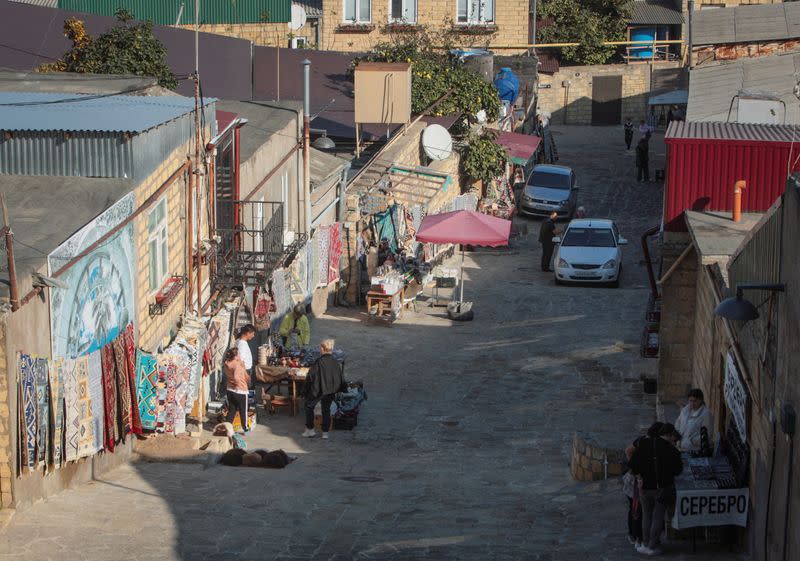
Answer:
[570, 432, 626, 482]
[320, 0, 528, 53]
[693, 40, 800, 66]
[178, 21, 319, 48]
[657, 233, 697, 403]
[536, 62, 680, 126]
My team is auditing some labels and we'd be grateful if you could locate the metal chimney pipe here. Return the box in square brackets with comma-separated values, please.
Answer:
[302, 59, 312, 235]
[733, 180, 746, 222]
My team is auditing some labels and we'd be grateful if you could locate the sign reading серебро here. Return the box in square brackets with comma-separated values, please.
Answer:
[673, 488, 749, 529]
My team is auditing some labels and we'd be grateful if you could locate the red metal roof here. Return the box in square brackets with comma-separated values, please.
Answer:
[666, 121, 800, 143]
[664, 121, 800, 231]
[495, 131, 542, 164]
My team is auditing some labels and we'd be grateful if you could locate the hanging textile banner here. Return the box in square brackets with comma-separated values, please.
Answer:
[47, 358, 65, 470]
[112, 339, 132, 439]
[271, 267, 290, 318]
[33, 357, 49, 467]
[18, 353, 37, 470]
[307, 231, 319, 294]
[373, 207, 398, 252]
[122, 325, 142, 435]
[317, 226, 331, 288]
[87, 350, 105, 454]
[289, 244, 309, 304]
[101, 345, 119, 452]
[74, 356, 95, 459]
[327, 223, 342, 284]
[135, 351, 159, 431]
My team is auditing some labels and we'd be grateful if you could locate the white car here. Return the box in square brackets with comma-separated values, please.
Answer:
[553, 219, 627, 287]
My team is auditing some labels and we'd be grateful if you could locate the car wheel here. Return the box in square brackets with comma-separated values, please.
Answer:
[555, 276, 562, 285]
[611, 266, 622, 288]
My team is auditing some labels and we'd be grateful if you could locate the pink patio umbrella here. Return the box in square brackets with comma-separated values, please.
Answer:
[415, 210, 512, 303]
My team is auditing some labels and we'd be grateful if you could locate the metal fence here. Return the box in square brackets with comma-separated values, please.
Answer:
[214, 200, 284, 288]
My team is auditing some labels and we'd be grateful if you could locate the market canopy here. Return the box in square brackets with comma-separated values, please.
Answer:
[495, 131, 542, 165]
[649, 90, 689, 106]
[416, 210, 512, 247]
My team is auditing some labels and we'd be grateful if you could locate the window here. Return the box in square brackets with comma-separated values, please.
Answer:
[561, 228, 616, 248]
[390, 0, 416, 23]
[147, 198, 169, 292]
[528, 171, 570, 190]
[343, 0, 371, 23]
[457, 0, 494, 24]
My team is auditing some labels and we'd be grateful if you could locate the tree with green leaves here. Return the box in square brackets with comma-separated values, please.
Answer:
[537, 0, 631, 65]
[39, 10, 177, 89]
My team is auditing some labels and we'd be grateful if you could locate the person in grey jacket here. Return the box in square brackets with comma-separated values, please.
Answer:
[302, 339, 344, 440]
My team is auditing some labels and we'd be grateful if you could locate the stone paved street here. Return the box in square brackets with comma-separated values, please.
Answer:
[0, 127, 744, 561]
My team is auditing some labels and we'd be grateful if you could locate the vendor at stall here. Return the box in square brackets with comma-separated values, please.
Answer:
[278, 303, 311, 348]
[675, 388, 714, 453]
[377, 237, 395, 267]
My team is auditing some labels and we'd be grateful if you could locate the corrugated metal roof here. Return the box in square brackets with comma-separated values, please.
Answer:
[687, 53, 800, 125]
[693, 3, 800, 46]
[8, 0, 58, 7]
[628, 0, 683, 25]
[293, 0, 321, 18]
[0, 92, 214, 133]
[666, 120, 800, 143]
[57, 0, 291, 24]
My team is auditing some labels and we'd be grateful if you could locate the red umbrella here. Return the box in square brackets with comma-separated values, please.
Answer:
[416, 210, 512, 302]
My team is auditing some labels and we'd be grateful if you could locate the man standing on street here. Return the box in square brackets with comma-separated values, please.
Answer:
[636, 137, 650, 182]
[539, 211, 560, 272]
[624, 117, 634, 150]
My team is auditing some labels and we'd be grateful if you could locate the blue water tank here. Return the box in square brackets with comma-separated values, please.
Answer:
[494, 67, 520, 104]
[631, 27, 656, 59]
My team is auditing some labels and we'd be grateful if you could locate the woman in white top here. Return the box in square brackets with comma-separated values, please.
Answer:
[235, 324, 256, 373]
[674, 388, 714, 452]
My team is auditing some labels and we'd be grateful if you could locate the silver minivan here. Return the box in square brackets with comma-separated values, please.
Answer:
[518, 164, 578, 219]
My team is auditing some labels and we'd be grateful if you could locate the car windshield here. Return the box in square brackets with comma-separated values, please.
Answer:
[529, 171, 570, 190]
[562, 227, 616, 248]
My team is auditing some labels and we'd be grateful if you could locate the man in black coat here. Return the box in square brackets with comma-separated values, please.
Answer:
[302, 339, 344, 440]
[629, 423, 683, 555]
[539, 211, 560, 272]
[636, 137, 650, 182]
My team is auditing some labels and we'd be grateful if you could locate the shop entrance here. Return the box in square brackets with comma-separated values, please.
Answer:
[591, 75, 623, 125]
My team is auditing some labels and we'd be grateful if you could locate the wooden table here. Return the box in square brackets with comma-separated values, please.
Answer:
[367, 289, 403, 319]
[255, 365, 307, 416]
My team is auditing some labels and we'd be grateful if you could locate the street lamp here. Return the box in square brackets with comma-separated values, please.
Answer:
[714, 283, 786, 322]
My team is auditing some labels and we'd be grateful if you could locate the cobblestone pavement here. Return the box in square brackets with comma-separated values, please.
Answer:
[0, 127, 744, 561]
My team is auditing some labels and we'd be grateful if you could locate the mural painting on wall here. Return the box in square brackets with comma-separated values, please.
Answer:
[48, 193, 136, 359]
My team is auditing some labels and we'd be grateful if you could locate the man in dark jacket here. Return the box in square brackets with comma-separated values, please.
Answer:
[636, 137, 650, 182]
[624, 117, 634, 150]
[539, 211, 560, 272]
[629, 423, 683, 555]
[302, 339, 344, 440]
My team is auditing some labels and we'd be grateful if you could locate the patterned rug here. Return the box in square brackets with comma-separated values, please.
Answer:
[86, 350, 105, 453]
[17, 353, 37, 470]
[317, 226, 330, 287]
[62, 358, 79, 462]
[101, 345, 118, 451]
[123, 324, 143, 435]
[135, 351, 159, 430]
[307, 233, 319, 294]
[328, 223, 342, 284]
[112, 338, 132, 439]
[155, 362, 168, 433]
[74, 356, 95, 458]
[33, 357, 49, 467]
[271, 268, 289, 318]
[48, 358, 65, 470]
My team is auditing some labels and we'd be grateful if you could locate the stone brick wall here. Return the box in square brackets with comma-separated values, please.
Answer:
[178, 21, 319, 47]
[536, 62, 680, 126]
[657, 234, 697, 402]
[570, 432, 625, 482]
[693, 40, 800, 66]
[320, 0, 528, 53]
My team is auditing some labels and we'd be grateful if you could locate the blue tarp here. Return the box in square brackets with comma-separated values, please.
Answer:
[494, 68, 520, 104]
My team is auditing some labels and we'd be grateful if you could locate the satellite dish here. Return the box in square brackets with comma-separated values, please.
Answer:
[290, 5, 307, 31]
[422, 124, 453, 161]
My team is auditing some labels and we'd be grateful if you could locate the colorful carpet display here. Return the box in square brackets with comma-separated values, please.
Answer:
[62, 358, 80, 462]
[33, 358, 49, 467]
[74, 356, 95, 459]
[328, 223, 343, 284]
[317, 226, 330, 287]
[101, 345, 118, 452]
[18, 353, 37, 470]
[47, 358, 65, 470]
[112, 339, 132, 439]
[135, 351, 159, 430]
[87, 350, 105, 454]
[123, 324, 142, 435]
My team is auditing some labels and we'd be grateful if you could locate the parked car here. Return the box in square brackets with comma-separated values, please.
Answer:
[518, 164, 578, 219]
[553, 219, 627, 287]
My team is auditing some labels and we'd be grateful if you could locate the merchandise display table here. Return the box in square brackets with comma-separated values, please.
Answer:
[672, 454, 748, 530]
[367, 289, 403, 319]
